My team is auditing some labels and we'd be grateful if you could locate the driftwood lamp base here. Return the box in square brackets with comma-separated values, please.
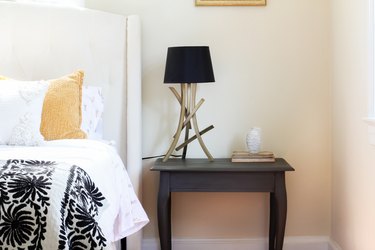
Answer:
[163, 83, 214, 162]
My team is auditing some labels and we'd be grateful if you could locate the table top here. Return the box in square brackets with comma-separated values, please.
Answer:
[151, 158, 295, 172]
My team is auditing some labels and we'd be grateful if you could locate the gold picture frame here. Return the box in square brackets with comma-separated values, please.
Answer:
[196, 0, 266, 6]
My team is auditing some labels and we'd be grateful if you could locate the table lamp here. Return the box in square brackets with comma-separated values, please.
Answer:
[163, 46, 215, 162]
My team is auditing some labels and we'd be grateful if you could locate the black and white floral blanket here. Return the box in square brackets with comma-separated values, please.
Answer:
[0, 159, 107, 249]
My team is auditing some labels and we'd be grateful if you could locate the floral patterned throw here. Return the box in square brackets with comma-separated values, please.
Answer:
[0, 159, 107, 249]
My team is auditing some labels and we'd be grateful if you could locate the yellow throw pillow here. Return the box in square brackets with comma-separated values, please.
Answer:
[40, 71, 87, 140]
[0, 76, 8, 80]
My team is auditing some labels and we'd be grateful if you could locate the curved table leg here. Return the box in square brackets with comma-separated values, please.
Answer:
[157, 172, 171, 250]
[269, 193, 276, 250]
[274, 172, 287, 250]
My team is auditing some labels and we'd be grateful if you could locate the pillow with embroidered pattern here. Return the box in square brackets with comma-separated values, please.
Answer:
[0, 80, 49, 145]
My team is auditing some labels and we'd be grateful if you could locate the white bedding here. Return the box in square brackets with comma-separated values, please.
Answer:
[0, 139, 149, 247]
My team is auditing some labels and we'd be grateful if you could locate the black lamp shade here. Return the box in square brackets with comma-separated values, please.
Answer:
[163, 46, 215, 84]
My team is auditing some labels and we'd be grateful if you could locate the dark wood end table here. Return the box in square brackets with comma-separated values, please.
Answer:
[151, 158, 295, 250]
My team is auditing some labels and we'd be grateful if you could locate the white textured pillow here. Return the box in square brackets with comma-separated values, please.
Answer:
[0, 80, 49, 146]
[81, 86, 104, 138]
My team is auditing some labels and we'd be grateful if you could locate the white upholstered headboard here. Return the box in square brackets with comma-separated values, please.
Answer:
[0, 1, 142, 201]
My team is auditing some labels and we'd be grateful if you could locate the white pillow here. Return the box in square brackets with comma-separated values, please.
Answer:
[81, 86, 104, 138]
[0, 80, 48, 146]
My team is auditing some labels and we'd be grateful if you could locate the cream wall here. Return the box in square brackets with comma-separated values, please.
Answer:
[331, 0, 375, 249]
[87, 0, 331, 242]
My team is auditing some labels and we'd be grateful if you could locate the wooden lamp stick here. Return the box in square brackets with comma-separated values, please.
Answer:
[182, 84, 191, 158]
[169, 85, 192, 159]
[190, 83, 213, 161]
[175, 125, 214, 151]
[163, 84, 187, 162]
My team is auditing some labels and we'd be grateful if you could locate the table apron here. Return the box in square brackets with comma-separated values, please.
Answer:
[168, 172, 276, 192]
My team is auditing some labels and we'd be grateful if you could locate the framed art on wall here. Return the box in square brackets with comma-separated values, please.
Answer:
[196, 0, 266, 6]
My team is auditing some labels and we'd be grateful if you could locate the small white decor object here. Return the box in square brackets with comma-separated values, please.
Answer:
[246, 127, 262, 153]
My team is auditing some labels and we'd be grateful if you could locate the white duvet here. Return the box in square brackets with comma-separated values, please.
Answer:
[0, 139, 149, 248]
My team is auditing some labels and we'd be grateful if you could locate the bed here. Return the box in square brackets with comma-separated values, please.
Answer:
[0, 1, 148, 249]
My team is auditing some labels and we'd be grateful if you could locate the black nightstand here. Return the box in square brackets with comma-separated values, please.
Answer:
[151, 158, 295, 250]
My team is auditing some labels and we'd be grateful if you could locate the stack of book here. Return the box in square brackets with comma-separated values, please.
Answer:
[231, 151, 275, 163]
